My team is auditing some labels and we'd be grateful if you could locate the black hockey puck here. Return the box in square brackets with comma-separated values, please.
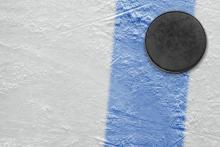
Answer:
[145, 11, 207, 73]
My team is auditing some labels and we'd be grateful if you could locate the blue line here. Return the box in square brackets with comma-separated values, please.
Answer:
[105, 0, 194, 147]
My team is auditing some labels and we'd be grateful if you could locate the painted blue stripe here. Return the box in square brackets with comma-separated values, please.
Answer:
[105, 0, 194, 146]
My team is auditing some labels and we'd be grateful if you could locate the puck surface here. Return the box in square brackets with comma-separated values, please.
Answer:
[146, 11, 206, 73]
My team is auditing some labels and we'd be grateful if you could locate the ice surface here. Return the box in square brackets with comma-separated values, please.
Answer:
[0, 0, 115, 146]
